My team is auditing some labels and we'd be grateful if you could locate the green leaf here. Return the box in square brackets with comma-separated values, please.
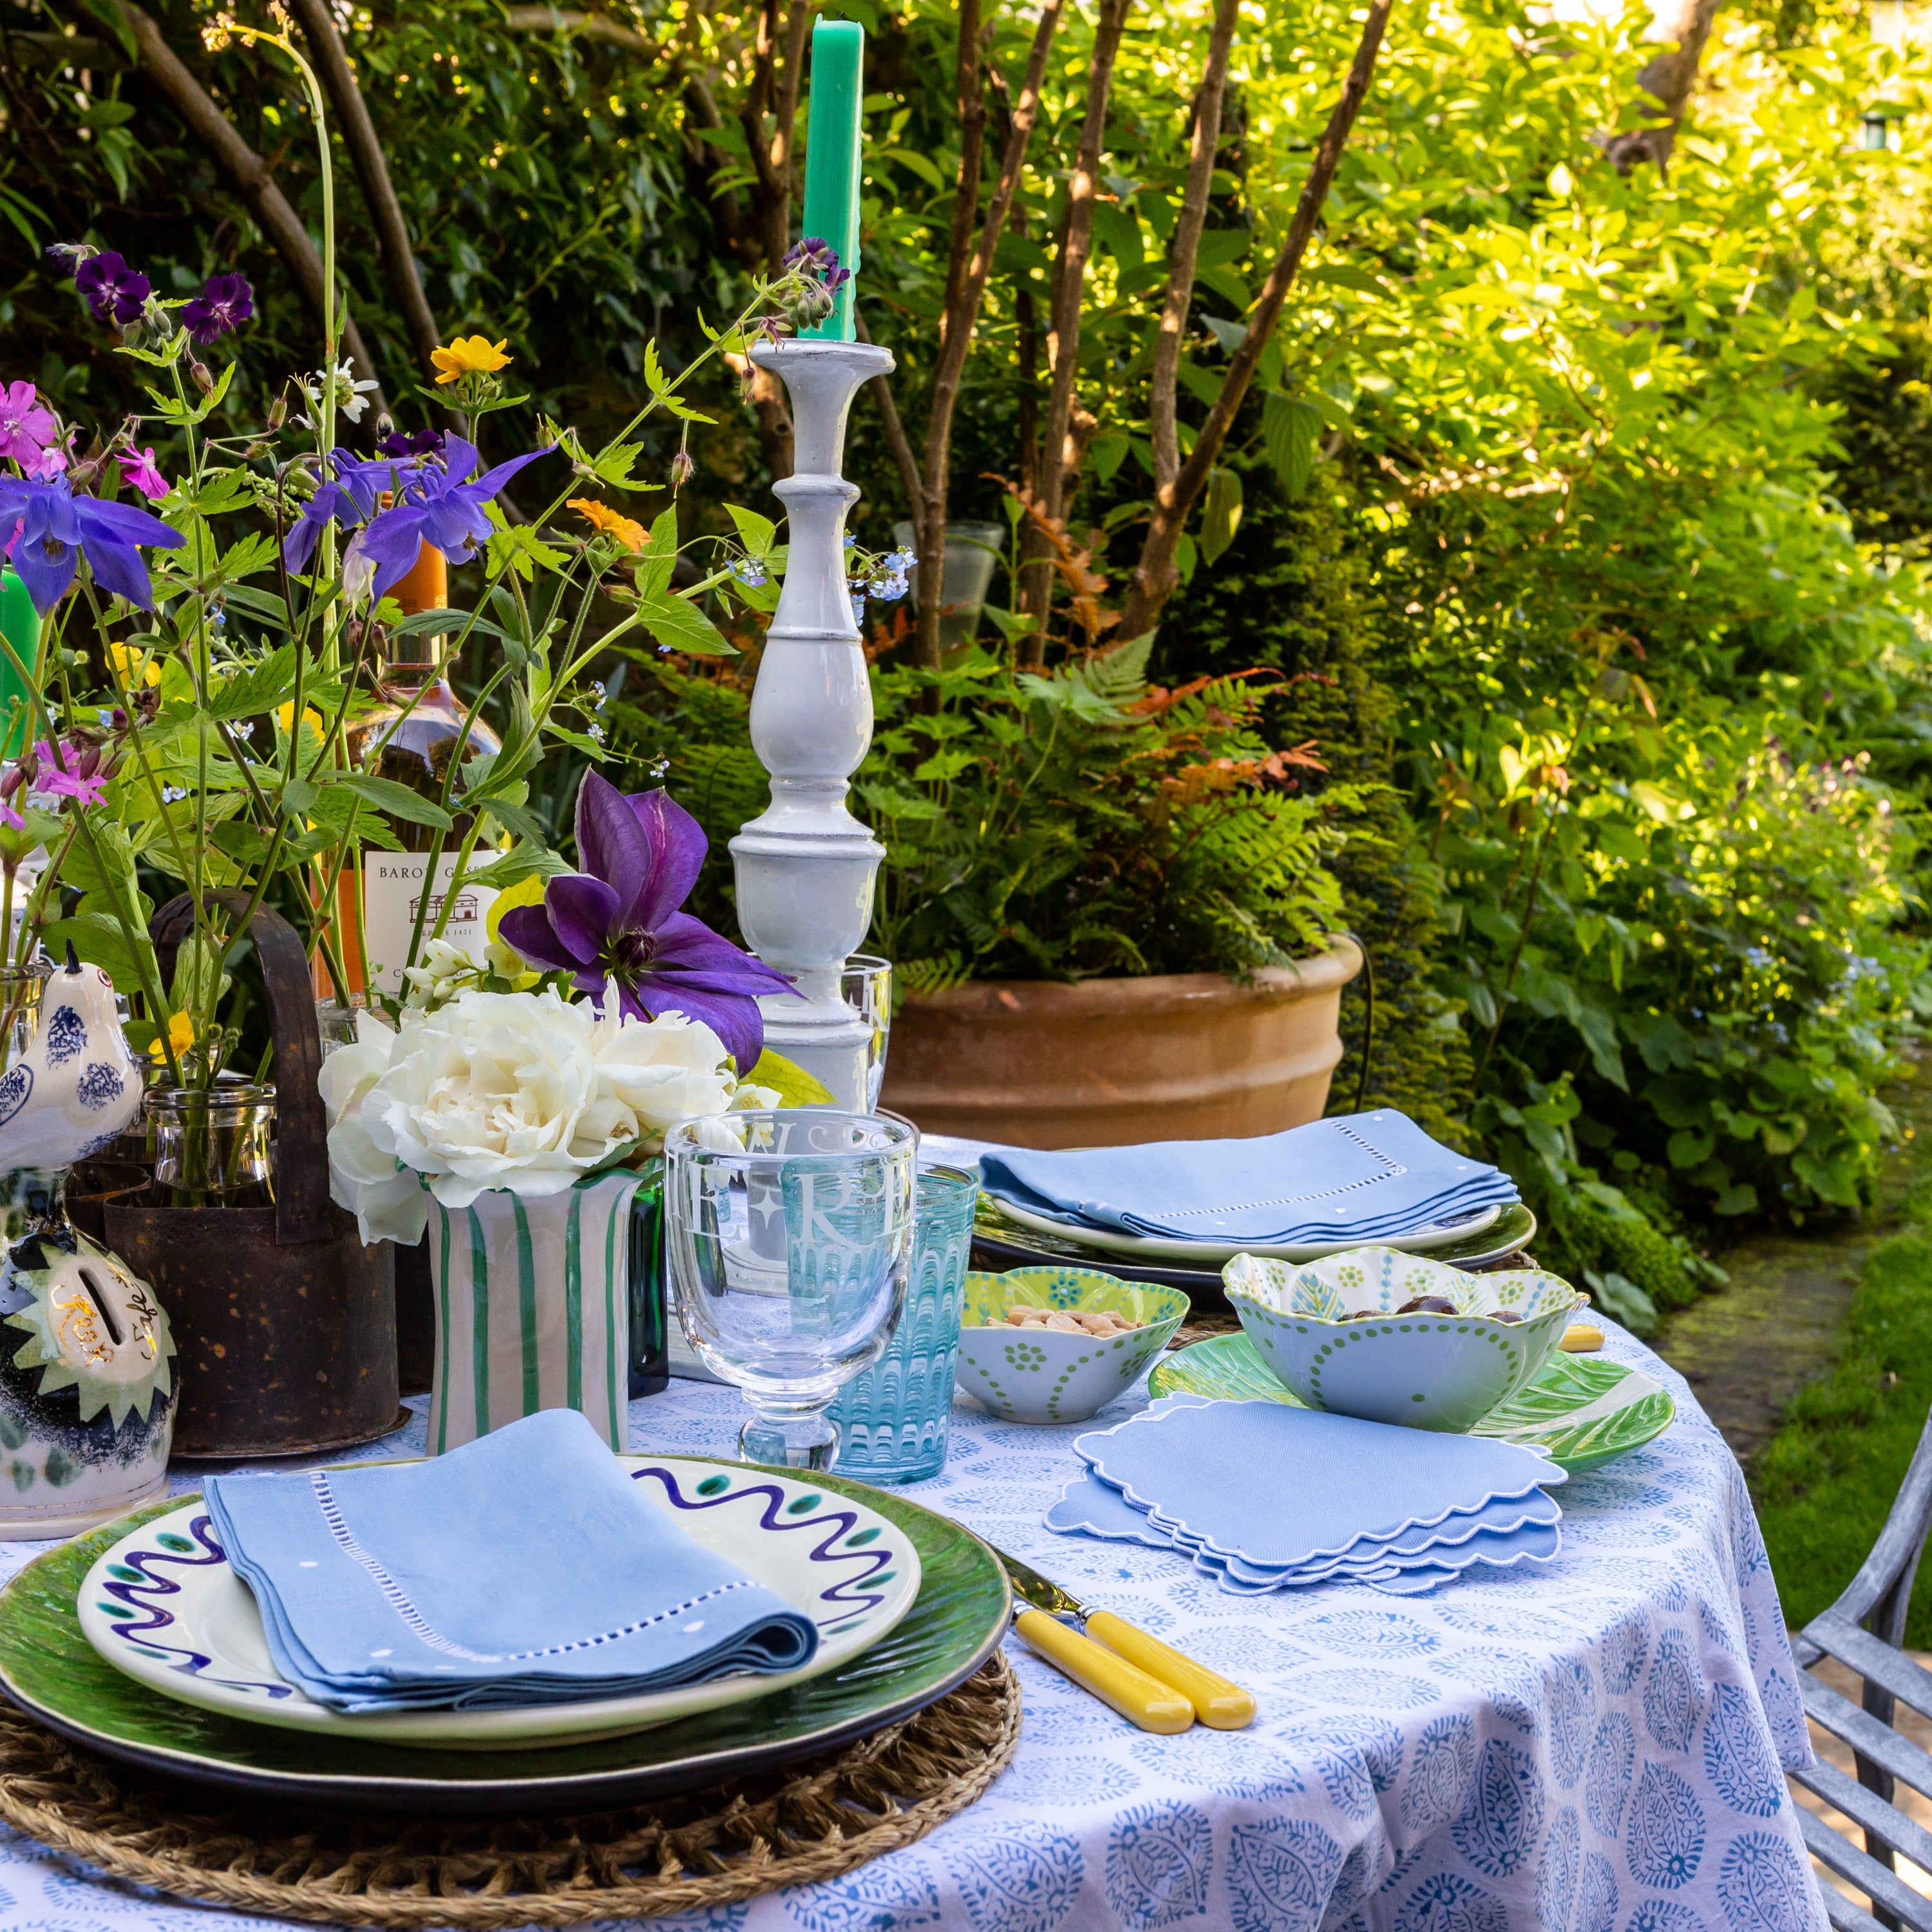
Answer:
[207, 643, 298, 721]
[726, 504, 778, 556]
[462, 841, 569, 889]
[636, 590, 737, 658]
[1262, 393, 1323, 497]
[335, 771, 455, 830]
[747, 1049, 837, 1105]
[1199, 466, 1244, 565]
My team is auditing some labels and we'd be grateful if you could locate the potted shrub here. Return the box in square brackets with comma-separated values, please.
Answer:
[860, 629, 1364, 1147]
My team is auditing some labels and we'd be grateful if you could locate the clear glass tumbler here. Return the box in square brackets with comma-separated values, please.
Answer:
[826, 1165, 977, 1484]
[840, 955, 893, 1110]
[665, 1110, 916, 1469]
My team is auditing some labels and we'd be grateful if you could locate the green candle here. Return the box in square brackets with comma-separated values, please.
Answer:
[0, 570, 35, 762]
[800, 18, 864, 343]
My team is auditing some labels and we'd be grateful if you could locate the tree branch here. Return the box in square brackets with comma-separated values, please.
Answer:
[1601, 0, 1723, 171]
[939, 0, 987, 349]
[498, 7, 666, 55]
[115, 0, 384, 414]
[856, 307, 923, 518]
[1019, 0, 1131, 665]
[283, 0, 443, 405]
[1120, 0, 1394, 639]
[913, 0, 1065, 672]
[1149, 0, 1240, 496]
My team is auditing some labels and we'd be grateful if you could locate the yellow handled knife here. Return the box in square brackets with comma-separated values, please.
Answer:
[994, 1545, 1256, 1731]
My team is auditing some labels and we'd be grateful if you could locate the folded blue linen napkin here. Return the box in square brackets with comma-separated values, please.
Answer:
[204, 1410, 819, 1714]
[978, 1110, 1517, 1244]
[1042, 1397, 1564, 1595]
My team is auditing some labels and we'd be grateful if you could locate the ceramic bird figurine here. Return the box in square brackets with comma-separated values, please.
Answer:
[0, 951, 142, 1171]
[0, 954, 174, 1538]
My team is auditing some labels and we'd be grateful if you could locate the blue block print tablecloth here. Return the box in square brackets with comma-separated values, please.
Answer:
[0, 1321, 1824, 1932]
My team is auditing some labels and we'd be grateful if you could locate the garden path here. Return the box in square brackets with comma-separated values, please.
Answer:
[1654, 1049, 1932, 1473]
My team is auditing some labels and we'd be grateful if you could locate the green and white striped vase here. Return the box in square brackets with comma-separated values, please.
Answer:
[424, 1168, 644, 1455]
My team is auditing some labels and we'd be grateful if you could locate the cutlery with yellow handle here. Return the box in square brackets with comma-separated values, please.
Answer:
[993, 1546, 1256, 1733]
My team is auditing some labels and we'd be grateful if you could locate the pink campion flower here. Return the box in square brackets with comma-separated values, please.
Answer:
[30, 740, 106, 810]
[118, 446, 168, 501]
[0, 384, 55, 469]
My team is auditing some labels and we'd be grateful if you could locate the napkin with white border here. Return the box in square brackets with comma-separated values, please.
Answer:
[1045, 1396, 1563, 1595]
[204, 1409, 820, 1713]
[978, 1110, 1518, 1245]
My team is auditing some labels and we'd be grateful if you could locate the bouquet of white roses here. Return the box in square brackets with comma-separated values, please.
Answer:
[321, 986, 777, 1245]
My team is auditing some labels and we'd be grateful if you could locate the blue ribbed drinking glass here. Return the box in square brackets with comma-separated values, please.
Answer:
[828, 1166, 977, 1484]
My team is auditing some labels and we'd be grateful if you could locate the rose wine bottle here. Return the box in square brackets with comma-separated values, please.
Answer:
[341, 542, 502, 994]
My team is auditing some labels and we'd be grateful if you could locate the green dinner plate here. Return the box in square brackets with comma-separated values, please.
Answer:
[972, 1200, 1541, 1298]
[0, 1458, 1010, 1815]
[1148, 1332, 1675, 1473]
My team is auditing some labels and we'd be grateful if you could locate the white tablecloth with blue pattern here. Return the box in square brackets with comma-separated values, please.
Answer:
[0, 1322, 1825, 1932]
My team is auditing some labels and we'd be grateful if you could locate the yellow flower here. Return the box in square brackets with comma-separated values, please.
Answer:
[276, 701, 323, 735]
[484, 873, 545, 989]
[149, 1010, 195, 1064]
[109, 641, 161, 689]
[569, 498, 647, 553]
[431, 334, 513, 384]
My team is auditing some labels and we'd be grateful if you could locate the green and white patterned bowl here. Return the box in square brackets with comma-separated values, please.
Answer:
[1223, 1245, 1585, 1433]
[954, 1269, 1189, 1425]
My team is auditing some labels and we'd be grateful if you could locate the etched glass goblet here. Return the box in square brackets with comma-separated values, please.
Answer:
[664, 1110, 916, 1469]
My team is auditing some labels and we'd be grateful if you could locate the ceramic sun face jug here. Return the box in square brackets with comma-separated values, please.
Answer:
[0, 958, 174, 1537]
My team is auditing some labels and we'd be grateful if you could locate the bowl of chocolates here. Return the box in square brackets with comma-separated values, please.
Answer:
[954, 1267, 1190, 1426]
[1221, 1246, 1586, 1432]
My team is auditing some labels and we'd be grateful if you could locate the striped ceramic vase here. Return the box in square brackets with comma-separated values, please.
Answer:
[424, 1169, 643, 1455]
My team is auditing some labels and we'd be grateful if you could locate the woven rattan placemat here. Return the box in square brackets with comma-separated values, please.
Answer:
[0, 1654, 1019, 1926]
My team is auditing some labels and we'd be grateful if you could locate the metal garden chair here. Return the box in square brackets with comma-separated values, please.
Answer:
[1790, 1408, 1932, 1931]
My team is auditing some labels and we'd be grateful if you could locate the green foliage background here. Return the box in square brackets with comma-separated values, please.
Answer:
[8, 0, 1932, 1306]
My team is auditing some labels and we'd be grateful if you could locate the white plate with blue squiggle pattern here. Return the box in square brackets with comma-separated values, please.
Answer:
[77, 1455, 921, 1750]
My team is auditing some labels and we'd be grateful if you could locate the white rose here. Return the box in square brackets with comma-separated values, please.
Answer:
[354, 988, 620, 1209]
[318, 1010, 429, 1246]
[587, 998, 743, 1140]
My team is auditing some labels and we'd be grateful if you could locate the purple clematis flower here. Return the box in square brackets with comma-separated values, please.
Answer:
[356, 435, 553, 599]
[498, 772, 796, 1070]
[73, 252, 150, 327]
[182, 272, 254, 346]
[0, 474, 184, 614]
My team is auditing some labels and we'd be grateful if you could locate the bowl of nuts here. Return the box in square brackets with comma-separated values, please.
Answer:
[954, 1267, 1190, 1426]
[1222, 1246, 1586, 1432]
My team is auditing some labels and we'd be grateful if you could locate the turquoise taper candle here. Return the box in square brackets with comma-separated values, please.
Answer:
[800, 18, 864, 343]
[0, 570, 35, 761]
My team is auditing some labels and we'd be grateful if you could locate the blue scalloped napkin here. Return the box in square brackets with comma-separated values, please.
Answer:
[978, 1109, 1517, 1244]
[204, 1409, 819, 1713]
[1045, 1397, 1564, 1595]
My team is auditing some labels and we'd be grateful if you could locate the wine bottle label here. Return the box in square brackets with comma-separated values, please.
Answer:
[362, 853, 498, 994]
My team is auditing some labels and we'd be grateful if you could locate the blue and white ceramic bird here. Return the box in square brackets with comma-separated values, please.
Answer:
[0, 952, 142, 1170]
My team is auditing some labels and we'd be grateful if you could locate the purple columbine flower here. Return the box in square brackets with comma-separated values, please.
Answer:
[281, 445, 442, 573]
[73, 251, 151, 327]
[355, 434, 552, 599]
[497, 772, 795, 1070]
[182, 272, 254, 346]
[0, 474, 184, 614]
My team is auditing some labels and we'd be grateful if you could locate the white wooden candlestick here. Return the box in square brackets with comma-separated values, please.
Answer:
[730, 337, 895, 1109]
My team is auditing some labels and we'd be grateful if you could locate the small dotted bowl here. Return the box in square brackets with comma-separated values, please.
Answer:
[1223, 1246, 1585, 1433]
[953, 1268, 1190, 1426]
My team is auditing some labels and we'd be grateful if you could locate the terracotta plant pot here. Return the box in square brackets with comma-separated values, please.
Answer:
[878, 938, 1363, 1148]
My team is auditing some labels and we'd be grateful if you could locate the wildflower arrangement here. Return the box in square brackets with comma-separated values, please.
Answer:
[0, 12, 851, 1110]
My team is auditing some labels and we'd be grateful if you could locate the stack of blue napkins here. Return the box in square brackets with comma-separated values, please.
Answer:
[979, 1109, 1518, 1245]
[1045, 1396, 1564, 1596]
[204, 1410, 819, 1714]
